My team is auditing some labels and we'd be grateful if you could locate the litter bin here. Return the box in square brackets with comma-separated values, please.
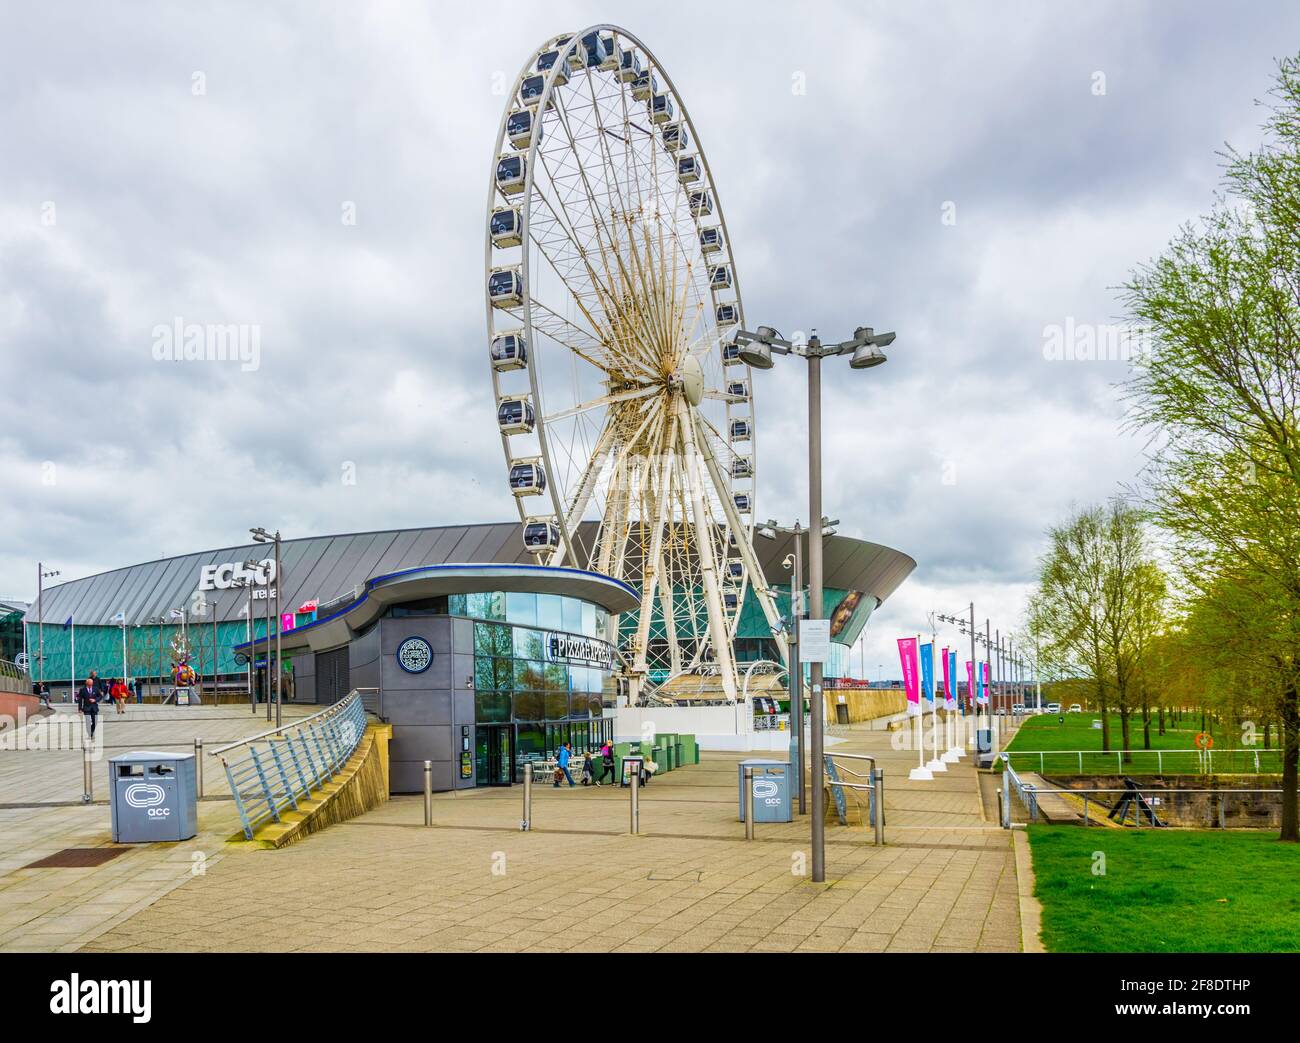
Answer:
[109, 750, 198, 843]
[976, 728, 994, 769]
[737, 759, 792, 823]
[674, 740, 684, 768]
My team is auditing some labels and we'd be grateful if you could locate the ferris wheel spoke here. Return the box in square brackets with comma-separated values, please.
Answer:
[543, 384, 657, 425]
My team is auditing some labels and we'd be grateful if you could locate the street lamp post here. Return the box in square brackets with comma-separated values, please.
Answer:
[736, 322, 896, 884]
[36, 563, 59, 692]
[250, 529, 282, 729]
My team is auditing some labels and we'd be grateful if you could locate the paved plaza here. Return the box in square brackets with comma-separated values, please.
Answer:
[0, 707, 1023, 953]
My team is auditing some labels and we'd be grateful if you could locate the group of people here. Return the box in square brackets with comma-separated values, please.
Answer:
[73, 671, 135, 736]
[552, 740, 655, 788]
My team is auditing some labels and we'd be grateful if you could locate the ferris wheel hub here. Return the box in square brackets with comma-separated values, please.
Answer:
[676, 354, 704, 407]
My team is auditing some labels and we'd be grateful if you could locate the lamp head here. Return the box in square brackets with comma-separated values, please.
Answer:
[738, 339, 774, 370]
[850, 343, 888, 369]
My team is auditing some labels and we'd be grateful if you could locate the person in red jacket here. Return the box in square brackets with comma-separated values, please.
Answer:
[109, 677, 128, 714]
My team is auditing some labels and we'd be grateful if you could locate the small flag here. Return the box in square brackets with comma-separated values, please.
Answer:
[919, 642, 936, 709]
[110, 611, 125, 624]
[63, 616, 73, 630]
[897, 637, 920, 715]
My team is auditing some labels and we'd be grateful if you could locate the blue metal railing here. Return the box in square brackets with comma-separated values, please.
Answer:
[213, 691, 369, 840]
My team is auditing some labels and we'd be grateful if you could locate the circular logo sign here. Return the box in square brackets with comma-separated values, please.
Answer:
[1195, 732, 1214, 750]
[396, 636, 433, 674]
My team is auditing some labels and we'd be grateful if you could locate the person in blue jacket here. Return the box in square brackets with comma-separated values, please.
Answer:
[554, 742, 576, 788]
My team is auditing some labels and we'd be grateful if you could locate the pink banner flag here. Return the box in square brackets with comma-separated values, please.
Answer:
[966, 660, 975, 708]
[898, 637, 921, 715]
[280, 612, 296, 633]
[983, 661, 991, 705]
[941, 647, 952, 707]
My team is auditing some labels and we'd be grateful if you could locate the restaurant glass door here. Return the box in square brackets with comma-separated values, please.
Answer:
[475, 725, 512, 787]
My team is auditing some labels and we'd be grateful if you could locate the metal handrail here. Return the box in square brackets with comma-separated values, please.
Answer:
[218, 691, 369, 839]
[207, 694, 363, 756]
[824, 752, 883, 844]
[1002, 747, 1280, 775]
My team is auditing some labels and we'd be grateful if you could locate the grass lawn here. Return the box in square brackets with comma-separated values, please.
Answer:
[1027, 826, 1300, 952]
[1003, 712, 1281, 774]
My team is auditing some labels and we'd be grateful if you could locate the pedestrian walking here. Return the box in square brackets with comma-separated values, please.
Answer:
[598, 739, 617, 785]
[110, 677, 128, 714]
[75, 678, 101, 739]
[556, 742, 576, 788]
[580, 751, 595, 786]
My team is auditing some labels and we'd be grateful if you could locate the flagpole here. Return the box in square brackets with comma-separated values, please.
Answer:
[70, 614, 75, 699]
[906, 634, 932, 781]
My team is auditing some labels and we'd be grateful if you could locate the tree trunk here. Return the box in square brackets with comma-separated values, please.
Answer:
[1280, 683, 1298, 843]
[1099, 682, 1111, 752]
[1158, 704, 1166, 735]
[1120, 705, 1132, 765]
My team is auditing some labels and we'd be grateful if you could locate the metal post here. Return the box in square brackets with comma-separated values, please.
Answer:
[264, 565, 273, 722]
[194, 738, 204, 798]
[423, 760, 433, 826]
[744, 765, 755, 840]
[82, 732, 93, 803]
[808, 348, 825, 882]
[521, 761, 532, 831]
[790, 523, 805, 814]
[874, 768, 884, 846]
[274, 534, 282, 729]
[629, 766, 640, 835]
[37, 562, 43, 690]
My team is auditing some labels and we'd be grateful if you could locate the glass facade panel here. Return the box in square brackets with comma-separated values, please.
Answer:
[537, 593, 562, 630]
[505, 590, 537, 627]
[543, 662, 567, 692]
[474, 656, 495, 690]
[513, 691, 544, 720]
[475, 690, 511, 723]
[561, 596, 582, 634]
[513, 627, 544, 660]
[492, 624, 512, 657]
[474, 623, 494, 656]
[581, 601, 596, 638]
[545, 691, 568, 720]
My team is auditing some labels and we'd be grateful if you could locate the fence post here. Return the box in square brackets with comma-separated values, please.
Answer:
[1078, 751, 1083, 773]
[630, 766, 641, 835]
[521, 762, 532, 831]
[743, 766, 754, 840]
[82, 733, 94, 804]
[1254, 750, 1260, 773]
[1218, 793, 1226, 830]
[1039, 752, 1044, 773]
[423, 760, 433, 826]
[1157, 751, 1162, 775]
[194, 738, 204, 798]
[874, 769, 884, 846]
[1083, 795, 1089, 827]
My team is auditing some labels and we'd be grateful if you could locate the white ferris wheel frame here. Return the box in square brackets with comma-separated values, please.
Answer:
[484, 24, 789, 699]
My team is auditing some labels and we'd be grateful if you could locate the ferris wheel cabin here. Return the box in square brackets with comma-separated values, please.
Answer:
[497, 396, 536, 435]
[733, 493, 752, 513]
[495, 154, 526, 195]
[650, 93, 674, 123]
[730, 456, 753, 479]
[522, 520, 562, 554]
[520, 74, 548, 107]
[699, 226, 724, 253]
[729, 418, 752, 441]
[507, 110, 541, 149]
[618, 49, 642, 82]
[508, 459, 547, 496]
[677, 154, 701, 183]
[490, 332, 528, 371]
[661, 122, 689, 152]
[490, 207, 522, 248]
[689, 190, 713, 217]
[631, 71, 659, 102]
[716, 303, 738, 326]
[722, 341, 743, 365]
[727, 379, 750, 399]
[580, 31, 618, 71]
[536, 49, 571, 86]
[488, 266, 523, 307]
[709, 264, 733, 291]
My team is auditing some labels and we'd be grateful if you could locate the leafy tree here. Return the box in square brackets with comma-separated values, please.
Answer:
[1122, 55, 1300, 840]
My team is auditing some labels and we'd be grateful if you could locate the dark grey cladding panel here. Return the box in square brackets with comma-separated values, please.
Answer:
[381, 690, 453, 727]
[391, 759, 455, 794]
[390, 725, 454, 763]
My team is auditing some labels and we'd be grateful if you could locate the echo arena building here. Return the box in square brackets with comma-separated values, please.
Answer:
[23, 521, 913, 792]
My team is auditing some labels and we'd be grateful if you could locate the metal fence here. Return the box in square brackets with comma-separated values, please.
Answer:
[1000, 755, 1286, 830]
[1002, 747, 1284, 776]
[211, 691, 369, 840]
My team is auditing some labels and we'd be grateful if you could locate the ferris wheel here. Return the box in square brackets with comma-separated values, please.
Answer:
[485, 25, 787, 701]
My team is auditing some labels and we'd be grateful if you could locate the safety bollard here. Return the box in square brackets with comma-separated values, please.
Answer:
[194, 738, 204, 798]
[423, 760, 433, 826]
[521, 762, 532, 831]
[629, 766, 640, 835]
[874, 768, 885, 845]
[82, 733, 93, 804]
[744, 766, 755, 840]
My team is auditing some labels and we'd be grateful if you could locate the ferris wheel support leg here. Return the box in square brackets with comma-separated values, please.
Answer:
[630, 415, 678, 679]
[677, 400, 739, 703]
[693, 411, 791, 667]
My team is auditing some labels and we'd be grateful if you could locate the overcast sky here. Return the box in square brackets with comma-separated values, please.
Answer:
[3, 0, 1295, 678]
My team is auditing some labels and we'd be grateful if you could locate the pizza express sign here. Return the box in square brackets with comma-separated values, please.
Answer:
[545, 632, 615, 670]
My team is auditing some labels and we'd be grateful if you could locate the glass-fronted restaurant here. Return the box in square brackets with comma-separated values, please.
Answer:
[234, 563, 638, 794]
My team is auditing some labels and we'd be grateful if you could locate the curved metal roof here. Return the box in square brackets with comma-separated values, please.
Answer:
[235, 563, 639, 655]
[25, 520, 915, 626]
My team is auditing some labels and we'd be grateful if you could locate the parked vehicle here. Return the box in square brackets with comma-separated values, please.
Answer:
[1068, 703, 1082, 713]
[1046, 702, 1061, 714]
[1011, 703, 1026, 716]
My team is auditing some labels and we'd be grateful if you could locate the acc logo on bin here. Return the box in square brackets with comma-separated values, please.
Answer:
[753, 779, 780, 801]
[124, 783, 166, 809]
